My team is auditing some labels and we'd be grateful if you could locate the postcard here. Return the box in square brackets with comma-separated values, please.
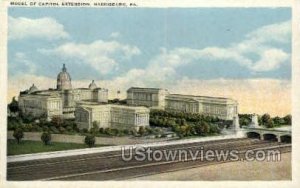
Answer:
[0, 0, 299, 188]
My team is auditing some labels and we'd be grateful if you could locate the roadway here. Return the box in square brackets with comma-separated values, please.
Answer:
[7, 138, 291, 181]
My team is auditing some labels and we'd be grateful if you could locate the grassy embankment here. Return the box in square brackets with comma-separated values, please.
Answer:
[7, 139, 111, 156]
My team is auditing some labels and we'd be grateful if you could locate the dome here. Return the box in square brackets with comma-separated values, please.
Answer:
[57, 64, 72, 90]
[88, 80, 97, 90]
[28, 84, 38, 93]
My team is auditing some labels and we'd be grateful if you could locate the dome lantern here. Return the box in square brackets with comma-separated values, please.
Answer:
[57, 64, 72, 90]
[28, 84, 38, 93]
[88, 80, 97, 90]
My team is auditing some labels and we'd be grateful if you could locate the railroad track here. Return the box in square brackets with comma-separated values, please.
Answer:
[7, 138, 291, 181]
[8, 138, 252, 167]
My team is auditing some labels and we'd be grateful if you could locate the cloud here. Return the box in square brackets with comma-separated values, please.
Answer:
[21, 20, 289, 84]
[9, 16, 69, 40]
[245, 20, 291, 45]
[7, 74, 291, 116]
[250, 48, 290, 71]
[39, 40, 141, 75]
[81, 20, 291, 106]
[8, 20, 291, 116]
[171, 78, 291, 117]
[110, 32, 120, 39]
[139, 20, 291, 75]
[10, 52, 37, 74]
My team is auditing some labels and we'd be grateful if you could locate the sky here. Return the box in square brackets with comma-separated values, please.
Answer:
[7, 8, 291, 116]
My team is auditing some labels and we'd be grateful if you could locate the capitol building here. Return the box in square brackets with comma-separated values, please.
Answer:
[18, 64, 108, 119]
[18, 64, 150, 131]
[18, 64, 238, 130]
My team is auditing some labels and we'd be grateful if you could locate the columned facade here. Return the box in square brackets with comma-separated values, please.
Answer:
[126, 87, 238, 120]
[165, 94, 238, 120]
[75, 104, 150, 130]
[18, 65, 108, 119]
[127, 87, 169, 108]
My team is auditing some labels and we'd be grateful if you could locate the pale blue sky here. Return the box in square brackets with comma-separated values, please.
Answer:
[8, 8, 291, 81]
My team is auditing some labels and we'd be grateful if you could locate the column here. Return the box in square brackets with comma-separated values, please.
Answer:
[277, 135, 281, 143]
[260, 134, 264, 140]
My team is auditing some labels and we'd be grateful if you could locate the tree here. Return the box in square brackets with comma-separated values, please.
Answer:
[261, 114, 271, 125]
[84, 134, 96, 147]
[41, 132, 51, 145]
[8, 97, 19, 113]
[283, 115, 292, 125]
[257, 115, 263, 125]
[13, 128, 24, 144]
[265, 119, 275, 128]
[273, 116, 284, 126]
[239, 114, 251, 126]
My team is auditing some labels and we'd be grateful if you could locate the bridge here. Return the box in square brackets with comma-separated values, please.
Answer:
[241, 127, 291, 143]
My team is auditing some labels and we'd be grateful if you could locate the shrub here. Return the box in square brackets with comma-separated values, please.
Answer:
[42, 126, 49, 132]
[145, 127, 153, 135]
[24, 124, 33, 132]
[13, 128, 24, 144]
[31, 124, 43, 132]
[118, 131, 124, 136]
[41, 132, 51, 145]
[21, 113, 35, 124]
[73, 126, 80, 133]
[131, 129, 138, 136]
[7, 117, 23, 131]
[82, 128, 88, 133]
[90, 121, 99, 135]
[153, 127, 162, 134]
[66, 125, 73, 132]
[51, 116, 64, 127]
[138, 126, 146, 136]
[49, 126, 59, 134]
[35, 125, 43, 132]
[110, 129, 119, 136]
[58, 127, 66, 133]
[104, 128, 112, 135]
[123, 129, 130, 135]
[99, 127, 104, 134]
[209, 124, 221, 134]
[84, 134, 96, 147]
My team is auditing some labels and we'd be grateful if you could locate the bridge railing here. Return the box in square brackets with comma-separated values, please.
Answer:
[242, 127, 291, 134]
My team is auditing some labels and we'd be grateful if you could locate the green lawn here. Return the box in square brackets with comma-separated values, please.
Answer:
[7, 139, 111, 156]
